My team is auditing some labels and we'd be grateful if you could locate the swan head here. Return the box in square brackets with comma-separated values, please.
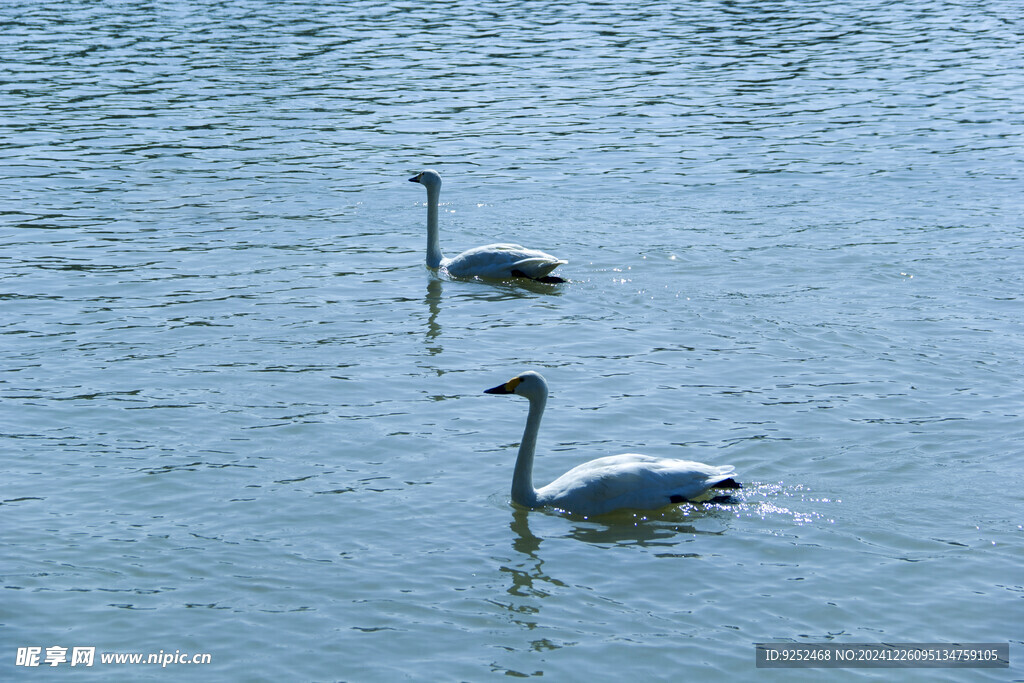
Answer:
[409, 169, 442, 190]
[484, 371, 548, 401]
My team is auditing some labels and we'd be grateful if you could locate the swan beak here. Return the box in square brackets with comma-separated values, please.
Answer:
[408, 173, 421, 183]
[485, 376, 522, 395]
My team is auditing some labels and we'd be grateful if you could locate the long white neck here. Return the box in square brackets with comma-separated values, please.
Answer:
[511, 392, 544, 508]
[425, 184, 443, 269]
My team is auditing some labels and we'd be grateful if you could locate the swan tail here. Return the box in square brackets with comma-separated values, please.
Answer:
[668, 470, 740, 504]
[670, 479, 741, 505]
[510, 257, 568, 279]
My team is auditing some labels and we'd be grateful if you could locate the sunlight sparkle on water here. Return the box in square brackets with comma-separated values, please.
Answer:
[726, 483, 837, 526]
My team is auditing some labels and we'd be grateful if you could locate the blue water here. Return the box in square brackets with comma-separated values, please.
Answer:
[3, 0, 1022, 679]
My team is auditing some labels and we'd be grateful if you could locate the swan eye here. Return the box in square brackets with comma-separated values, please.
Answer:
[505, 377, 523, 392]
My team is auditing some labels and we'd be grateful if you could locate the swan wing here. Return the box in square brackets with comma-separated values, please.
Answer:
[444, 243, 566, 279]
[536, 454, 737, 516]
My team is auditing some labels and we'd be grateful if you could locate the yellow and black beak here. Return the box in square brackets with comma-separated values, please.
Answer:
[484, 377, 522, 395]
[408, 172, 422, 183]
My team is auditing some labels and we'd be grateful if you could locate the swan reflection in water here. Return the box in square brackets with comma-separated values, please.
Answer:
[491, 503, 736, 663]
[508, 503, 729, 553]
[423, 278, 442, 351]
[420, 277, 564, 356]
[500, 505, 733, 606]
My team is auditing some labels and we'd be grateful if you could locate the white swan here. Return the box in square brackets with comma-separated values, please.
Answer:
[485, 371, 741, 517]
[409, 170, 567, 282]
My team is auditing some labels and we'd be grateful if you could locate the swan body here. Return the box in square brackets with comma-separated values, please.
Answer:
[409, 170, 567, 281]
[485, 371, 741, 517]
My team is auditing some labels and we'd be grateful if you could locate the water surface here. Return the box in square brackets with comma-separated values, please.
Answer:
[3, 0, 1022, 679]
